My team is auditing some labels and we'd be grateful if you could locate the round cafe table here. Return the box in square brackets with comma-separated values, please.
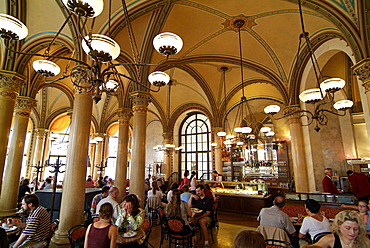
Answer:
[116, 228, 145, 246]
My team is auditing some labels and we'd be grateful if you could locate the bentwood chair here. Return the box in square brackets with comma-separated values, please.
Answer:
[68, 224, 87, 248]
[158, 207, 168, 248]
[139, 218, 154, 248]
[265, 239, 295, 248]
[166, 216, 194, 248]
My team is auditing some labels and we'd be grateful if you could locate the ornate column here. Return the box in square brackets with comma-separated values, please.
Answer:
[162, 132, 173, 178]
[115, 108, 132, 201]
[353, 59, 370, 144]
[88, 142, 96, 176]
[0, 71, 25, 191]
[0, 96, 36, 217]
[284, 106, 309, 192]
[52, 88, 93, 246]
[213, 127, 224, 174]
[93, 133, 105, 179]
[129, 92, 150, 207]
[32, 128, 49, 180]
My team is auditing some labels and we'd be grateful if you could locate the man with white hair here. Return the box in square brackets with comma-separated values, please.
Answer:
[96, 186, 120, 222]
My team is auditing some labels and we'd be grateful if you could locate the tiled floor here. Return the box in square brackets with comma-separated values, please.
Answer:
[49, 211, 259, 248]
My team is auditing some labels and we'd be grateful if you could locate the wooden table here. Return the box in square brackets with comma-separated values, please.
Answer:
[116, 229, 145, 246]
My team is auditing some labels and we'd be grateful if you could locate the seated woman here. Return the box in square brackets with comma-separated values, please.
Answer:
[302, 210, 370, 248]
[341, 200, 369, 226]
[147, 181, 164, 199]
[115, 194, 145, 247]
[165, 189, 193, 235]
[299, 199, 331, 243]
[167, 182, 179, 203]
[84, 203, 118, 248]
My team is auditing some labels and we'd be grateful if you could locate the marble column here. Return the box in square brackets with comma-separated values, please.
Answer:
[213, 127, 224, 174]
[52, 88, 93, 246]
[115, 108, 132, 201]
[353, 58, 370, 145]
[0, 96, 36, 217]
[93, 133, 105, 179]
[0, 71, 25, 191]
[284, 105, 309, 192]
[162, 132, 173, 178]
[129, 92, 150, 208]
[32, 128, 49, 181]
[88, 143, 96, 176]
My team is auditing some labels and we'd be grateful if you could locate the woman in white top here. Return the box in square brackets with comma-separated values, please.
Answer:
[189, 171, 197, 194]
[167, 182, 179, 203]
[147, 181, 163, 199]
[299, 199, 331, 243]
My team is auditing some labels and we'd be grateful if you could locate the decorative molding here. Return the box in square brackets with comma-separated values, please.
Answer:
[283, 105, 302, 124]
[0, 89, 18, 100]
[14, 111, 31, 117]
[130, 91, 151, 107]
[132, 106, 148, 114]
[15, 97, 37, 113]
[0, 70, 25, 92]
[117, 108, 133, 120]
[353, 59, 370, 85]
[34, 128, 49, 137]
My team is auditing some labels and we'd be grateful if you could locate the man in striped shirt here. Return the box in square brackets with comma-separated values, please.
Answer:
[8, 194, 51, 248]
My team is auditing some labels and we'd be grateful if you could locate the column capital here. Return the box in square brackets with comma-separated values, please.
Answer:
[283, 105, 302, 125]
[353, 58, 370, 85]
[212, 126, 224, 133]
[130, 91, 151, 107]
[34, 128, 49, 137]
[94, 133, 106, 142]
[0, 70, 25, 92]
[117, 108, 133, 120]
[163, 132, 173, 140]
[14, 96, 37, 118]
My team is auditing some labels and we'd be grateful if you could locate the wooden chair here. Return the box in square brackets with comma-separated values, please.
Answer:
[166, 216, 194, 248]
[158, 207, 168, 248]
[139, 218, 154, 248]
[68, 224, 87, 248]
[46, 219, 60, 247]
[265, 239, 295, 248]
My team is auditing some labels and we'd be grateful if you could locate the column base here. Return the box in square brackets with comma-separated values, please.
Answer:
[51, 231, 70, 246]
[0, 208, 17, 217]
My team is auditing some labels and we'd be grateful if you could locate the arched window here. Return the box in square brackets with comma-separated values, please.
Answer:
[179, 112, 212, 180]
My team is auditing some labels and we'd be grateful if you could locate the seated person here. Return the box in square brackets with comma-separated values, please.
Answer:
[188, 184, 213, 248]
[299, 199, 331, 243]
[341, 200, 369, 226]
[180, 184, 192, 203]
[157, 178, 167, 193]
[234, 230, 266, 248]
[167, 182, 179, 203]
[257, 196, 296, 236]
[8, 194, 51, 248]
[166, 189, 193, 235]
[85, 203, 118, 248]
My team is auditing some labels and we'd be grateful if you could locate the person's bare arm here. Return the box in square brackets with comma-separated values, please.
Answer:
[298, 232, 306, 239]
[304, 234, 334, 248]
[109, 225, 118, 248]
[13, 233, 28, 248]
[341, 204, 358, 210]
[7, 218, 26, 229]
[84, 224, 92, 247]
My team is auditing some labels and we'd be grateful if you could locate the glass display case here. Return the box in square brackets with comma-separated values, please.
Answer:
[206, 180, 269, 197]
[285, 192, 354, 204]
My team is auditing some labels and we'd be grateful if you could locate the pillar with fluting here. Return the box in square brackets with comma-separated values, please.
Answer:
[353, 58, 370, 145]
[32, 128, 49, 180]
[213, 127, 224, 174]
[129, 92, 150, 208]
[162, 132, 173, 178]
[115, 108, 132, 201]
[0, 71, 25, 191]
[93, 133, 105, 179]
[0, 97, 36, 217]
[52, 88, 93, 246]
[284, 106, 309, 192]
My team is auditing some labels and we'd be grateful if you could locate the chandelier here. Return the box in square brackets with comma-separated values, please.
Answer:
[217, 20, 274, 147]
[263, 0, 353, 132]
[0, 0, 183, 103]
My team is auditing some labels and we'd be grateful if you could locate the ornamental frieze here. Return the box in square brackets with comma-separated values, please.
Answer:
[132, 106, 148, 114]
[14, 111, 31, 118]
[130, 92, 151, 107]
[353, 60, 370, 83]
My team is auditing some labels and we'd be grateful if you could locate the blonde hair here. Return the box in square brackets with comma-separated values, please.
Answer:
[332, 210, 368, 248]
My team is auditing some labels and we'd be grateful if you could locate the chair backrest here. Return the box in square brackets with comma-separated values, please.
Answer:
[68, 224, 87, 248]
[47, 219, 60, 247]
[166, 216, 185, 234]
[313, 232, 332, 243]
[142, 219, 152, 233]
[265, 239, 294, 248]
[256, 225, 291, 244]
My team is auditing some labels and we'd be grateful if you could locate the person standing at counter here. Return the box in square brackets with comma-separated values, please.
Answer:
[347, 170, 370, 201]
[322, 168, 342, 194]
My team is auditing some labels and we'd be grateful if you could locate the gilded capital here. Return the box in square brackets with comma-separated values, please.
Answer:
[14, 97, 37, 117]
[353, 58, 370, 84]
[130, 91, 151, 107]
[0, 70, 25, 92]
[117, 108, 133, 120]
[283, 105, 302, 125]
[34, 128, 49, 137]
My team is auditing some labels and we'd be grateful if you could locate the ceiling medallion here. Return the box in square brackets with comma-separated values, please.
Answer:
[222, 14, 257, 31]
